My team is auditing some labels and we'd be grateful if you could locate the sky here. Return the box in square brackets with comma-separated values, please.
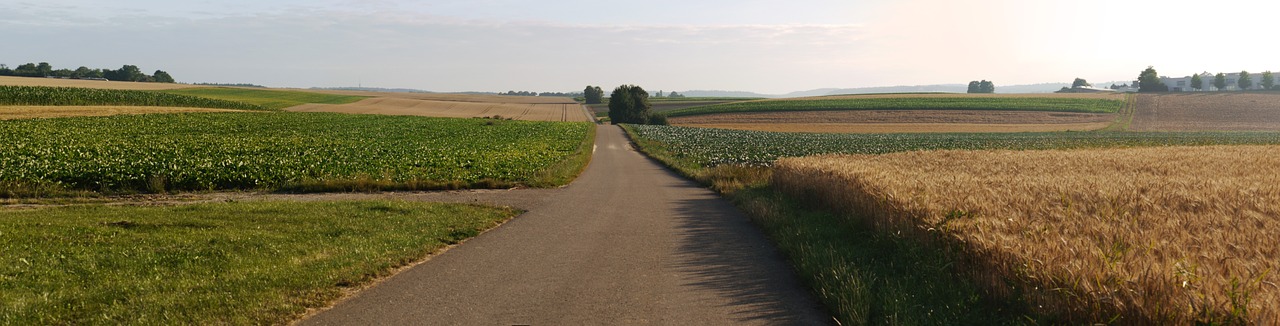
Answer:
[4, 0, 1279, 94]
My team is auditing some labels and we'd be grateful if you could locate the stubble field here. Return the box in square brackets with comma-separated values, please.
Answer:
[773, 145, 1280, 323]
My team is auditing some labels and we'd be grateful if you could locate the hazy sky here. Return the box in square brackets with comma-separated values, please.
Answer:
[5, 0, 1279, 94]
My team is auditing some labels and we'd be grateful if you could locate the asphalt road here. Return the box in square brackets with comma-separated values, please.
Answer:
[298, 125, 830, 325]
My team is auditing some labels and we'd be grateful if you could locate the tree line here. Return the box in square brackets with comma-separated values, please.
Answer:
[1139, 66, 1277, 92]
[0, 62, 175, 83]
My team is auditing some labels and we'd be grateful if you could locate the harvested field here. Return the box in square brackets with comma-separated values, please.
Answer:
[0, 106, 243, 120]
[1131, 92, 1280, 131]
[286, 97, 590, 122]
[308, 89, 577, 104]
[815, 92, 1125, 101]
[671, 110, 1113, 133]
[773, 145, 1280, 324]
[0, 76, 193, 90]
[666, 93, 1128, 117]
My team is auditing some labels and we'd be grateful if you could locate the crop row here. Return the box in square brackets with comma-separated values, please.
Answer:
[0, 86, 267, 111]
[0, 113, 590, 192]
[663, 96, 1125, 116]
[626, 124, 1280, 167]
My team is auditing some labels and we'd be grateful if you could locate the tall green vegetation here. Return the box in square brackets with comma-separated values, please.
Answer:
[159, 87, 366, 110]
[966, 80, 995, 93]
[583, 85, 604, 104]
[0, 62, 176, 82]
[1071, 78, 1091, 88]
[0, 113, 592, 195]
[1214, 73, 1228, 91]
[1137, 66, 1168, 92]
[1263, 71, 1276, 90]
[607, 84, 666, 125]
[1190, 73, 1204, 90]
[0, 86, 266, 110]
[1238, 70, 1253, 90]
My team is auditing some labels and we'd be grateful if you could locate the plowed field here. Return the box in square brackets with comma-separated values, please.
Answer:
[1131, 92, 1280, 131]
[671, 110, 1113, 133]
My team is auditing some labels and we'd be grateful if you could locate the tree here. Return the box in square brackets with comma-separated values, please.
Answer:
[979, 80, 995, 93]
[1263, 71, 1275, 90]
[967, 81, 980, 93]
[1137, 66, 1168, 92]
[13, 63, 39, 77]
[668, 91, 683, 98]
[1214, 73, 1227, 91]
[583, 85, 603, 104]
[1190, 74, 1203, 91]
[1072, 78, 1091, 88]
[152, 70, 175, 83]
[0, 64, 12, 76]
[36, 62, 52, 77]
[656, 90, 664, 97]
[607, 84, 653, 125]
[1238, 71, 1253, 90]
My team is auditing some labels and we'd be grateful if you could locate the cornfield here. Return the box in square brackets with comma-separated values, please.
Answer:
[0, 86, 266, 111]
[773, 145, 1280, 323]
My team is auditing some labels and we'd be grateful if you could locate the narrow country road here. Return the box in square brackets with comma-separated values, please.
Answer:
[298, 125, 830, 325]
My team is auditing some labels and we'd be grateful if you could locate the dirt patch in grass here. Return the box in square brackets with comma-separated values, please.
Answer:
[0, 76, 194, 90]
[0, 106, 244, 119]
[287, 97, 591, 122]
[671, 110, 1113, 133]
[1131, 92, 1280, 131]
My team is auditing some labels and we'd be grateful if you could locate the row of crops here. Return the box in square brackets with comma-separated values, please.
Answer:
[626, 124, 1280, 167]
[663, 96, 1125, 116]
[0, 113, 590, 192]
[0, 86, 268, 111]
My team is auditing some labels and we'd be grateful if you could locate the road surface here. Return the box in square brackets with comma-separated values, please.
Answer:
[298, 125, 829, 325]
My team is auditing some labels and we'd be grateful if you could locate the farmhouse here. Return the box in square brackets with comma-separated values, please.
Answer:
[1161, 72, 1274, 92]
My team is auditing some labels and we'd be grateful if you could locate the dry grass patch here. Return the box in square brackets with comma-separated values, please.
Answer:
[0, 76, 193, 90]
[0, 106, 243, 120]
[773, 145, 1280, 324]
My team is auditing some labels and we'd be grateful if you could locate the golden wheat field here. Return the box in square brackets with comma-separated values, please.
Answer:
[0, 76, 194, 90]
[773, 145, 1280, 324]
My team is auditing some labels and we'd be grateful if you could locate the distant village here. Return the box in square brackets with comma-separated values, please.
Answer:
[1062, 70, 1277, 93]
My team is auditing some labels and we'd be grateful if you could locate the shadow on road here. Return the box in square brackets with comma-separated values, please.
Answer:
[669, 191, 831, 325]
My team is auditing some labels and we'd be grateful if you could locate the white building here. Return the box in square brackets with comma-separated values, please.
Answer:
[1161, 71, 1275, 92]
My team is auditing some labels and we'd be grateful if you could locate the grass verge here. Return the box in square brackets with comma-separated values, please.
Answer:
[0, 200, 517, 325]
[621, 125, 1037, 324]
[159, 87, 366, 110]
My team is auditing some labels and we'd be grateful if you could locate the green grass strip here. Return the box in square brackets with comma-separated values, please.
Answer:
[0, 200, 517, 325]
[159, 87, 366, 110]
[664, 97, 1125, 116]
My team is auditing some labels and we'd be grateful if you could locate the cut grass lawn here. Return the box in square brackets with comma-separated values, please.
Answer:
[0, 200, 517, 325]
[160, 87, 366, 110]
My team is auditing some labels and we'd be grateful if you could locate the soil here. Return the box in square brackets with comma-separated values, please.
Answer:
[1129, 93, 1280, 131]
[670, 110, 1114, 133]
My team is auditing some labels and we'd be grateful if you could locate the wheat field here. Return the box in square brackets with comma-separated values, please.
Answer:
[773, 145, 1280, 324]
